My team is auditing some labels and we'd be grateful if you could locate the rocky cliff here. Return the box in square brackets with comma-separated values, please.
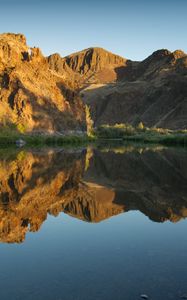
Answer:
[1, 33, 187, 131]
[48, 45, 187, 130]
[0, 33, 86, 133]
[80, 49, 187, 129]
[48, 47, 127, 86]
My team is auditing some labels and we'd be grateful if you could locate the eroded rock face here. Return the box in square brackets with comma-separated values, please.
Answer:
[1, 33, 187, 131]
[0, 146, 187, 243]
[48, 47, 128, 86]
[63, 47, 187, 129]
[0, 33, 86, 132]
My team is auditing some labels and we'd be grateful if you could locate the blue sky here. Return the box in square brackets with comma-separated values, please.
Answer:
[0, 0, 186, 60]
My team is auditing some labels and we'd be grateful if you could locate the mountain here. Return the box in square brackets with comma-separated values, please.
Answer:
[48, 47, 128, 86]
[0, 32, 187, 132]
[80, 49, 187, 129]
[0, 33, 86, 133]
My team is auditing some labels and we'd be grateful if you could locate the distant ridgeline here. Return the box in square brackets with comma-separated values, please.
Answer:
[0, 33, 187, 134]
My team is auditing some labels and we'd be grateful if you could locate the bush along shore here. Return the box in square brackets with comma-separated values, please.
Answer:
[0, 123, 187, 147]
[0, 127, 95, 146]
[94, 123, 187, 146]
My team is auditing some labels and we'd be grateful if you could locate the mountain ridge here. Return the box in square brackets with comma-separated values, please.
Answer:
[48, 46, 128, 86]
[73, 47, 187, 129]
[0, 32, 187, 131]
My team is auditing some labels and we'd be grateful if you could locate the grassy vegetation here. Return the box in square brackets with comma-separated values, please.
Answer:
[95, 123, 187, 146]
[0, 122, 187, 147]
[0, 127, 95, 146]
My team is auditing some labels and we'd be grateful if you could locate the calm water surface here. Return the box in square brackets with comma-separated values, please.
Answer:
[0, 145, 187, 300]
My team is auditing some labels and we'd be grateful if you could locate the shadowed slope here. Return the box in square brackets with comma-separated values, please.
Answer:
[81, 49, 187, 129]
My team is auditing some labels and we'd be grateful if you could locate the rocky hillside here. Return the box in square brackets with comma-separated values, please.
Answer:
[48, 47, 128, 86]
[0, 33, 187, 132]
[81, 49, 187, 129]
[0, 33, 86, 133]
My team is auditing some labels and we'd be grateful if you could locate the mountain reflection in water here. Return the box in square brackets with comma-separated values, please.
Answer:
[0, 145, 187, 243]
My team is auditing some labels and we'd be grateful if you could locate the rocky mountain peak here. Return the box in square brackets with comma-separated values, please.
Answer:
[172, 49, 186, 60]
[63, 47, 126, 74]
[48, 47, 127, 86]
[1, 33, 27, 44]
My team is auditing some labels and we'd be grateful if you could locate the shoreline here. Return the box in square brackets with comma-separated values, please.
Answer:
[0, 133, 187, 147]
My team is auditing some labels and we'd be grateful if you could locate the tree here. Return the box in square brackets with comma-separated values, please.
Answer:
[137, 122, 144, 130]
[85, 104, 94, 137]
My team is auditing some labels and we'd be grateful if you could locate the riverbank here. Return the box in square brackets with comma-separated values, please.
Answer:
[0, 124, 187, 147]
[95, 124, 187, 146]
[0, 131, 95, 146]
[122, 132, 187, 146]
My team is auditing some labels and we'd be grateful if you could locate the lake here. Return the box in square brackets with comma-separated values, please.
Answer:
[0, 144, 187, 300]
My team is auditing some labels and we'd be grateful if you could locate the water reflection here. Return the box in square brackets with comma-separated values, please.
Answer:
[0, 145, 187, 243]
